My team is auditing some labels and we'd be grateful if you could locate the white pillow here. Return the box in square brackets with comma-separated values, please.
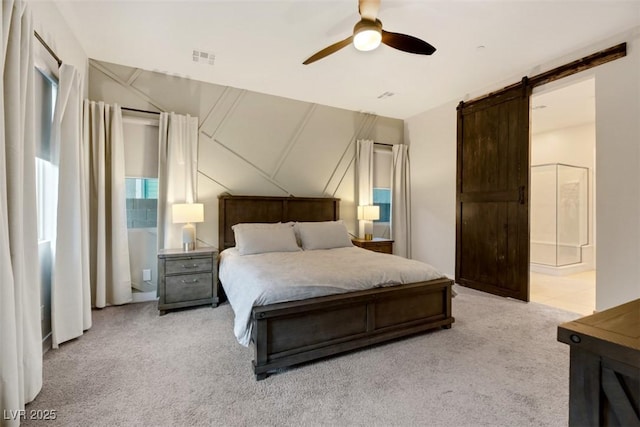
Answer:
[232, 223, 301, 255]
[295, 221, 353, 250]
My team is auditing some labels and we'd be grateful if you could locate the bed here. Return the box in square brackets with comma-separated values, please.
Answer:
[218, 193, 454, 380]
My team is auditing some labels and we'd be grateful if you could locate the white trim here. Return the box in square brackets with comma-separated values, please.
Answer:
[131, 291, 158, 303]
[530, 262, 593, 276]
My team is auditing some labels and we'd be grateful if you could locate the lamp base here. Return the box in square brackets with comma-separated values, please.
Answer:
[182, 223, 196, 251]
[364, 233, 373, 241]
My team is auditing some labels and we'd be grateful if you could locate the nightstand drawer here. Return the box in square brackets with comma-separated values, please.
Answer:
[368, 245, 392, 254]
[165, 257, 213, 275]
[165, 273, 213, 303]
[351, 238, 394, 254]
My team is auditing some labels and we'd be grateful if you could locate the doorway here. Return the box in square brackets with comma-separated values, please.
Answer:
[529, 78, 596, 315]
[454, 43, 623, 305]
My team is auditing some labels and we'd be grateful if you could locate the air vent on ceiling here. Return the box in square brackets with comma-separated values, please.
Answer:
[192, 50, 215, 65]
[377, 91, 394, 99]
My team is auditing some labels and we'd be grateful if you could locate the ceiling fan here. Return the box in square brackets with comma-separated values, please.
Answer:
[303, 0, 436, 65]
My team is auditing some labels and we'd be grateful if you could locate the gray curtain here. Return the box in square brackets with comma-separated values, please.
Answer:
[51, 65, 91, 347]
[391, 144, 411, 258]
[84, 100, 132, 307]
[0, 1, 43, 423]
[157, 112, 199, 250]
[356, 139, 374, 238]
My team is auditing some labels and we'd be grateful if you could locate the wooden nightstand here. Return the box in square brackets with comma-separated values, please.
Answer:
[157, 247, 218, 315]
[558, 299, 640, 426]
[351, 238, 394, 254]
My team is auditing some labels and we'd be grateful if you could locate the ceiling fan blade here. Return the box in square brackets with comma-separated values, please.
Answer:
[381, 30, 436, 55]
[358, 0, 381, 21]
[303, 36, 353, 65]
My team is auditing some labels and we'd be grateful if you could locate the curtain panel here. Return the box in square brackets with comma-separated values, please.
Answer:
[51, 65, 91, 348]
[0, 1, 43, 423]
[391, 144, 412, 258]
[83, 100, 132, 308]
[356, 139, 374, 239]
[157, 112, 199, 250]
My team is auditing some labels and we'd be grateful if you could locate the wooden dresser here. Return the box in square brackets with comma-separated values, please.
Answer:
[557, 299, 639, 426]
[351, 238, 394, 254]
[157, 247, 218, 315]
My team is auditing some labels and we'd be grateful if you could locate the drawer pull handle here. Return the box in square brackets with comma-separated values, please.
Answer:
[181, 279, 199, 284]
[181, 264, 199, 269]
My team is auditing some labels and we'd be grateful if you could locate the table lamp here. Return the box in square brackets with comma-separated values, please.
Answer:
[172, 203, 204, 251]
[357, 205, 380, 240]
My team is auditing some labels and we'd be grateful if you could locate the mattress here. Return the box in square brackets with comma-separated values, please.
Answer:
[219, 246, 445, 346]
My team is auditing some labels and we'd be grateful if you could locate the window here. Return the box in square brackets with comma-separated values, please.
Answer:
[371, 144, 393, 238]
[126, 177, 158, 199]
[373, 188, 391, 223]
[34, 67, 58, 242]
[126, 177, 158, 228]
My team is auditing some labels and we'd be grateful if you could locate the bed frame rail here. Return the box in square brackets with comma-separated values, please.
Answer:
[251, 278, 454, 380]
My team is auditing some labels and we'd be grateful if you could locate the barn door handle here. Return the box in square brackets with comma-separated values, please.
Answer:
[518, 186, 525, 205]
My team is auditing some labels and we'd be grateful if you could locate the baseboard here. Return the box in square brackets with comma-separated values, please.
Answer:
[131, 281, 156, 292]
[530, 262, 593, 276]
[42, 332, 52, 355]
[132, 290, 158, 303]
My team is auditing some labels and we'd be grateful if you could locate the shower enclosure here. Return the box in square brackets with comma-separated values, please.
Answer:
[530, 163, 589, 267]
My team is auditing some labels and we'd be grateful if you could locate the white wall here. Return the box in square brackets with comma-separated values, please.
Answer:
[407, 28, 640, 310]
[405, 102, 457, 277]
[594, 31, 640, 310]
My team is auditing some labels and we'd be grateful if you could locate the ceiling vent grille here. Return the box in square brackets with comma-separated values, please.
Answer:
[377, 91, 394, 99]
[192, 50, 215, 65]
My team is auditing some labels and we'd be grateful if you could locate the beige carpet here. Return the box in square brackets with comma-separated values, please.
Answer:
[24, 285, 580, 427]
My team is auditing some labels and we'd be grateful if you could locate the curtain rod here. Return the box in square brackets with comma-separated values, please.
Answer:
[34, 31, 62, 67]
[121, 106, 161, 115]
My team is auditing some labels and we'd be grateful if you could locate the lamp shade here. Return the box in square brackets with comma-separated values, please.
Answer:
[172, 203, 204, 224]
[357, 205, 380, 221]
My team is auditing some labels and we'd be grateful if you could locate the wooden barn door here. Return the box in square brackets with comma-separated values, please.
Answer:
[455, 79, 531, 301]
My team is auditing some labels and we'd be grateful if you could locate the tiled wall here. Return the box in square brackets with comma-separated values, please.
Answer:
[126, 198, 157, 229]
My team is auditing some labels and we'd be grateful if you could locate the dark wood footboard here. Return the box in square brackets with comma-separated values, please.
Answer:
[217, 194, 454, 380]
[251, 277, 454, 380]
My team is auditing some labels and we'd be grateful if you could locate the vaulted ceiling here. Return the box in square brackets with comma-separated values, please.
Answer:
[55, 1, 639, 120]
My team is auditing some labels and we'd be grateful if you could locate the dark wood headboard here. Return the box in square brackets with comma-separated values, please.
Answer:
[218, 193, 340, 250]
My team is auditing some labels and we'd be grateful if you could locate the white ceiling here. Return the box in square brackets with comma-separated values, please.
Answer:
[54, 0, 639, 120]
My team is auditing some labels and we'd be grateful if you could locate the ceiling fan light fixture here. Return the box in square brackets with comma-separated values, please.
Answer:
[353, 19, 382, 52]
[302, 1, 436, 65]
